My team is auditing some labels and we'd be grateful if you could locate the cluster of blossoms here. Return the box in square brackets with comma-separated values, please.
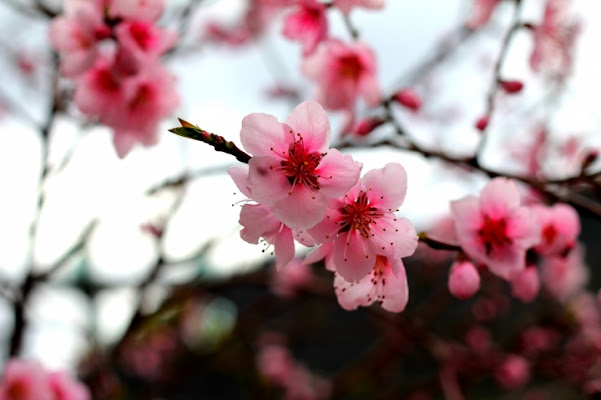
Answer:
[49, 0, 179, 157]
[0, 359, 89, 400]
[447, 177, 585, 303]
[229, 100, 418, 312]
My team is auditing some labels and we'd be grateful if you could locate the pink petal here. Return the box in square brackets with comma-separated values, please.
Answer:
[271, 185, 328, 231]
[228, 164, 251, 198]
[284, 101, 331, 153]
[306, 207, 344, 244]
[240, 112, 290, 157]
[379, 259, 409, 312]
[274, 227, 295, 270]
[247, 156, 291, 207]
[333, 230, 375, 282]
[506, 207, 540, 249]
[239, 204, 281, 244]
[334, 272, 373, 310]
[361, 163, 407, 210]
[480, 178, 521, 218]
[450, 195, 483, 234]
[316, 149, 362, 198]
[486, 246, 526, 280]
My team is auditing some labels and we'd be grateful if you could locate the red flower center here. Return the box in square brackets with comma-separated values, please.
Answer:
[7, 379, 28, 400]
[542, 224, 558, 245]
[337, 55, 364, 80]
[338, 192, 382, 238]
[280, 135, 324, 190]
[479, 216, 512, 255]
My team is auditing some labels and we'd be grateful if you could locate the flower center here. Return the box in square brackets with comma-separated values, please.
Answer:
[479, 216, 512, 255]
[7, 380, 28, 400]
[338, 192, 382, 238]
[279, 136, 324, 190]
[542, 224, 558, 245]
[337, 55, 364, 80]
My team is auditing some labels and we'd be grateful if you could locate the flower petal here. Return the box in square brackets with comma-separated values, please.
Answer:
[334, 229, 375, 282]
[362, 163, 407, 210]
[284, 100, 331, 153]
[247, 156, 291, 207]
[240, 112, 289, 156]
[271, 185, 328, 231]
[316, 149, 362, 198]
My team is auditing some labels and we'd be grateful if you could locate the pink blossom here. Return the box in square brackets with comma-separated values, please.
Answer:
[48, 372, 91, 400]
[334, 255, 409, 312]
[108, 0, 165, 21]
[333, 0, 385, 15]
[510, 266, 540, 303]
[283, 0, 328, 55]
[114, 20, 177, 76]
[531, 203, 580, 256]
[49, 1, 110, 77]
[541, 244, 588, 302]
[0, 360, 51, 400]
[240, 101, 362, 230]
[308, 163, 417, 282]
[450, 178, 540, 280]
[448, 260, 480, 300]
[466, 0, 500, 29]
[530, 0, 580, 79]
[495, 355, 530, 390]
[302, 40, 380, 112]
[499, 80, 524, 94]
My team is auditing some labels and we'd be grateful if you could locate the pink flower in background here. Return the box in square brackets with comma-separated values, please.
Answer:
[271, 258, 313, 297]
[466, 0, 500, 29]
[495, 355, 530, 389]
[240, 101, 362, 230]
[448, 260, 480, 300]
[541, 244, 588, 302]
[530, 0, 580, 79]
[0, 360, 51, 400]
[450, 178, 540, 280]
[49, 1, 110, 77]
[283, 0, 328, 55]
[334, 0, 385, 14]
[114, 20, 177, 76]
[334, 255, 409, 312]
[308, 163, 417, 282]
[302, 40, 380, 112]
[108, 0, 165, 21]
[531, 203, 580, 256]
[510, 266, 540, 303]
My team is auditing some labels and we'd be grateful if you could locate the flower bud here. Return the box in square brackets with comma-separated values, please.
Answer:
[500, 80, 524, 94]
[475, 115, 489, 131]
[448, 260, 480, 299]
[352, 116, 386, 136]
[393, 88, 421, 112]
[511, 266, 540, 302]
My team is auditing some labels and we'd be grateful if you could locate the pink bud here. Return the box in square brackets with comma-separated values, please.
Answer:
[393, 88, 421, 112]
[510, 267, 540, 303]
[352, 116, 386, 136]
[448, 260, 480, 299]
[475, 115, 489, 131]
[495, 355, 530, 389]
[500, 80, 524, 94]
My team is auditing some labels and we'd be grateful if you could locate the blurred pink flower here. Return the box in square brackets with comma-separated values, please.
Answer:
[495, 355, 530, 389]
[302, 40, 380, 112]
[271, 258, 314, 297]
[510, 266, 540, 303]
[240, 101, 362, 230]
[283, 0, 328, 55]
[108, 0, 165, 21]
[48, 372, 90, 400]
[541, 244, 588, 302]
[466, 0, 500, 29]
[450, 178, 540, 280]
[531, 203, 580, 256]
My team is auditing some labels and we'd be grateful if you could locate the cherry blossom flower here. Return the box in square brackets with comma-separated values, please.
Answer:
[448, 259, 480, 300]
[240, 101, 362, 231]
[302, 40, 380, 113]
[495, 355, 530, 389]
[49, 0, 110, 77]
[466, 0, 500, 29]
[530, 0, 580, 79]
[271, 258, 313, 297]
[450, 178, 540, 280]
[334, 255, 409, 312]
[308, 163, 417, 282]
[334, 0, 385, 15]
[114, 20, 177, 76]
[283, 0, 328, 55]
[531, 203, 580, 256]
